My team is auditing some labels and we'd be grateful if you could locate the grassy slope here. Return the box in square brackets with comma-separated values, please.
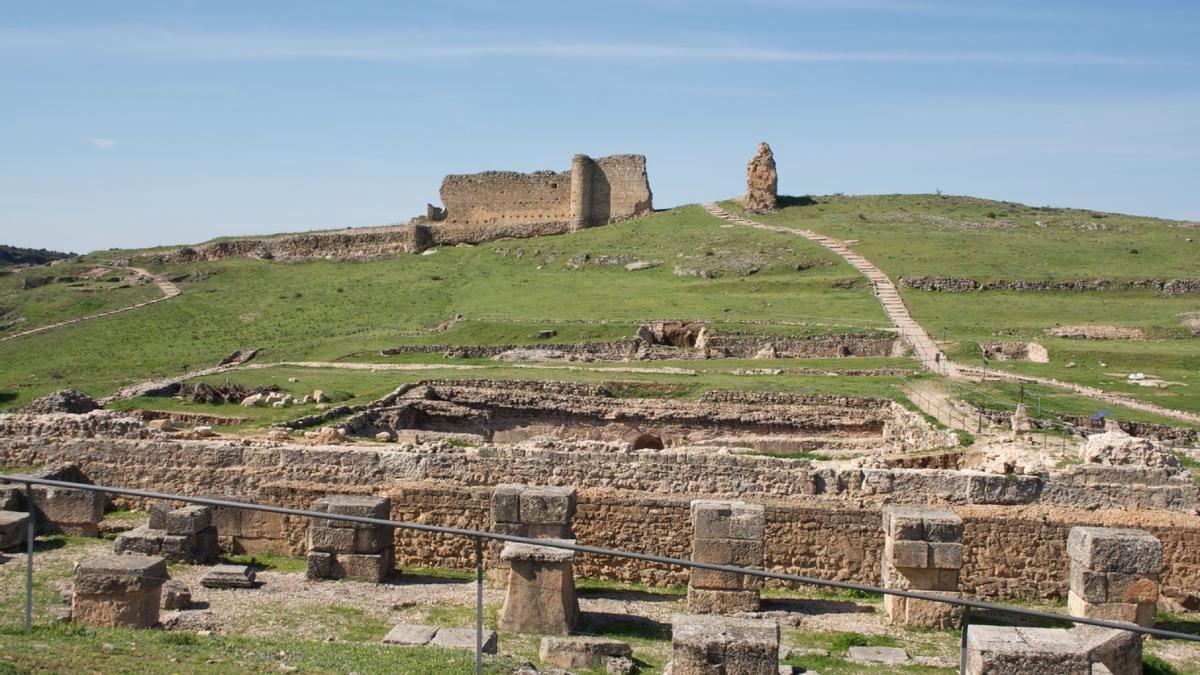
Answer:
[0, 205, 888, 409]
[0, 263, 163, 336]
[722, 195, 1200, 416]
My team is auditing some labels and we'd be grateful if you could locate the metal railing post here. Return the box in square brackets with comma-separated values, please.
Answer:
[960, 607, 971, 673]
[25, 480, 35, 632]
[474, 536, 484, 675]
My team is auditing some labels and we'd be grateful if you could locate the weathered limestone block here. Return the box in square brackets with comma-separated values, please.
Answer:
[539, 636, 633, 670]
[1067, 527, 1162, 627]
[498, 540, 579, 635]
[881, 506, 963, 629]
[0, 510, 29, 550]
[200, 564, 256, 589]
[688, 499, 764, 614]
[745, 142, 778, 214]
[668, 614, 779, 675]
[161, 580, 191, 610]
[30, 484, 104, 536]
[72, 554, 167, 628]
[307, 494, 393, 582]
[112, 503, 220, 564]
[965, 625, 1142, 675]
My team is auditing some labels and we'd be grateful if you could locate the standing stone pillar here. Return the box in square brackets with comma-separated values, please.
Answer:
[569, 154, 595, 230]
[881, 506, 963, 629]
[498, 540, 579, 634]
[306, 494, 394, 583]
[687, 499, 764, 614]
[489, 485, 575, 586]
[745, 142, 778, 213]
[669, 614, 780, 675]
[72, 554, 167, 628]
[1067, 526, 1162, 627]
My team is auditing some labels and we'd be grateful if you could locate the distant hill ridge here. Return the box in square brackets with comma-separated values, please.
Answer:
[0, 245, 75, 268]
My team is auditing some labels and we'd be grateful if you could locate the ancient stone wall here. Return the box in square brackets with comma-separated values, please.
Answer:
[4, 430, 1199, 604]
[436, 154, 652, 234]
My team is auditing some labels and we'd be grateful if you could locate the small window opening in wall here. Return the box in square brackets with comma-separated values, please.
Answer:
[631, 433, 665, 450]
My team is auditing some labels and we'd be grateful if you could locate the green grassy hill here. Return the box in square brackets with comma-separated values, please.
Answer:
[1, 196, 1197, 425]
[722, 195, 1200, 415]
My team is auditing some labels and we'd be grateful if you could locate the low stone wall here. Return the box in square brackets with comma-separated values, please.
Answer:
[900, 275, 1200, 295]
[3, 432, 1198, 605]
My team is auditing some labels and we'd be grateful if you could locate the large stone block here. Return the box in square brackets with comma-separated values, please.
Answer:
[306, 551, 333, 580]
[1067, 590, 1156, 627]
[539, 636, 632, 670]
[686, 587, 761, 614]
[885, 593, 963, 629]
[0, 510, 29, 550]
[311, 494, 390, 528]
[354, 525, 393, 554]
[332, 551, 393, 583]
[1067, 527, 1163, 574]
[161, 581, 191, 610]
[31, 485, 104, 535]
[888, 540, 930, 569]
[669, 614, 779, 675]
[965, 625, 1142, 675]
[307, 525, 356, 554]
[490, 484, 524, 524]
[164, 505, 211, 536]
[883, 506, 962, 542]
[518, 486, 575, 526]
[498, 540, 578, 635]
[72, 554, 167, 629]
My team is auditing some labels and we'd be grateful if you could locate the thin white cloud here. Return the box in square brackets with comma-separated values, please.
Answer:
[0, 26, 1178, 68]
[87, 138, 117, 149]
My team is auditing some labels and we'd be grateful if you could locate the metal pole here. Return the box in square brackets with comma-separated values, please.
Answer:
[960, 608, 971, 673]
[25, 481, 35, 632]
[474, 536, 484, 675]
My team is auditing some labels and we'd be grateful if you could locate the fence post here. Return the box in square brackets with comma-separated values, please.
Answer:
[25, 480, 35, 632]
[960, 607, 971, 673]
[474, 536, 484, 675]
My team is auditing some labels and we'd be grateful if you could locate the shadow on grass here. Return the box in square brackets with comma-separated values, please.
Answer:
[576, 611, 671, 642]
[575, 586, 684, 604]
[966, 607, 1074, 630]
[763, 597, 876, 617]
[778, 195, 818, 208]
[0, 392, 17, 404]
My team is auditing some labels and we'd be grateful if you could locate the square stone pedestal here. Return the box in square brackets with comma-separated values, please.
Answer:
[668, 613, 779, 675]
[72, 554, 167, 628]
[687, 499, 764, 615]
[498, 539, 579, 635]
[306, 494, 394, 583]
[1067, 526, 1162, 628]
[881, 506, 963, 629]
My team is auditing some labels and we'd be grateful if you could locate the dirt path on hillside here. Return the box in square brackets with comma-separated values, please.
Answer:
[703, 203, 1200, 426]
[0, 266, 181, 344]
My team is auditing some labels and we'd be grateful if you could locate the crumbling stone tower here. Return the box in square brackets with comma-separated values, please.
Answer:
[745, 142, 778, 213]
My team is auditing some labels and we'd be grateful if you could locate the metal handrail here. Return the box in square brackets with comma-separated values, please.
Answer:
[6, 473, 1199, 672]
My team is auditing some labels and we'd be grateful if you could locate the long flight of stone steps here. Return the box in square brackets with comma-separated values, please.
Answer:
[702, 202, 1200, 426]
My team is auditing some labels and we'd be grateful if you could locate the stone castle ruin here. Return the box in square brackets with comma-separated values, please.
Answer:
[135, 153, 653, 265]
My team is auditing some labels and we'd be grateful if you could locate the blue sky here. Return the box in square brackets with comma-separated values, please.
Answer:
[2, 1, 1198, 252]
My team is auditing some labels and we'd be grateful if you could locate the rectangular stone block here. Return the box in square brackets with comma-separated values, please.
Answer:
[691, 500, 733, 539]
[159, 534, 193, 558]
[164, 505, 211, 536]
[729, 539, 764, 567]
[923, 511, 964, 543]
[31, 485, 104, 534]
[306, 551, 333, 579]
[382, 623, 438, 646]
[240, 509, 284, 538]
[333, 551, 393, 583]
[691, 567, 745, 591]
[308, 525, 356, 554]
[686, 587, 761, 614]
[0, 510, 29, 550]
[148, 502, 172, 530]
[929, 542, 963, 570]
[354, 526, 393, 554]
[882, 506, 926, 541]
[1106, 572, 1159, 605]
[1067, 527, 1163, 574]
[965, 626, 1091, 675]
[518, 486, 575, 526]
[113, 526, 165, 556]
[1070, 565, 1109, 603]
[693, 537, 733, 565]
[312, 494, 390, 527]
[728, 504, 765, 541]
[210, 504, 242, 536]
[1068, 590, 1155, 627]
[490, 484, 524, 524]
[73, 588, 161, 629]
[889, 539, 930, 569]
[74, 555, 168, 595]
[201, 564, 256, 589]
[670, 614, 778, 675]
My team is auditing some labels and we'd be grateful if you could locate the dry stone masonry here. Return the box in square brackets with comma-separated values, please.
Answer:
[114, 503, 219, 564]
[668, 613, 780, 675]
[744, 142, 778, 213]
[688, 499, 765, 614]
[72, 554, 167, 629]
[0, 509, 28, 549]
[1067, 526, 1162, 627]
[305, 494, 394, 583]
[498, 539, 580, 635]
[881, 506, 963, 629]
